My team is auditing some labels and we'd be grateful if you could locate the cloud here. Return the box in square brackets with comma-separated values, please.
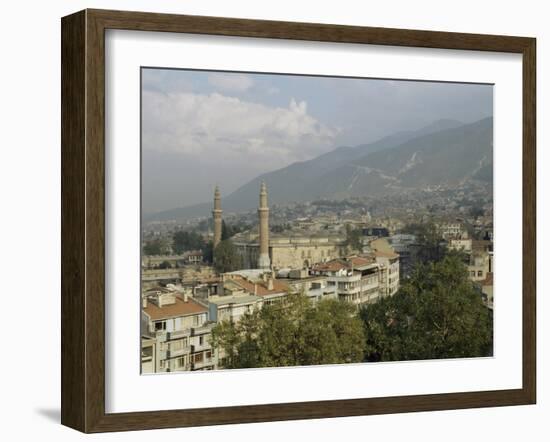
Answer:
[142, 69, 194, 93]
[207, 73, 254, 92]
[142, 91, 338, 171]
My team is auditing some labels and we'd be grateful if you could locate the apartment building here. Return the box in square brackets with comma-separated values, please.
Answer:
[141, 287, 217, 372]
[311, 255, 394, 307]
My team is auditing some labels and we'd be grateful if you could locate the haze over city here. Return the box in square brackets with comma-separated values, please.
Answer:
[141, 68, 493, 214]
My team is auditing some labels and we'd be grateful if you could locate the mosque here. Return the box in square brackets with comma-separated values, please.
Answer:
[212, 183, 349, 270]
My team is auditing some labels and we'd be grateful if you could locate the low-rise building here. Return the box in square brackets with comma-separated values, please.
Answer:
[479, 272, 493, 309]
[467, 250, 492, 282]
[208, 290, 261, 323]
[311, 255, 396, 307]
[141, 287, 217, 372]
[226, 273, 290, 307]
[373, 251, 400, 297]
[142, 251, 205, 268]
[389, 233, 418, 279]
[448, 237, 473, 253]
[141, 266, 216, 290]
[368, 238, 400, 296]
[282, 269, 338, 303]
[436, 221, 465, 240]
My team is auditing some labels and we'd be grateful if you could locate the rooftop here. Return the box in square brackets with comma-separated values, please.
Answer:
[232, 276, 289, 297]
[312, 256, 376, 273]
[373, 250, 400, 259]
[208, 294, 261, 305]
[143, 296, 207, 321]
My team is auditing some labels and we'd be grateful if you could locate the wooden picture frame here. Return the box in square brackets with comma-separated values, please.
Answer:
[61, 8, 536, 433]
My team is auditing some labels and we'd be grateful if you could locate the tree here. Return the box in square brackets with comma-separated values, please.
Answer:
[345, 224, 363, 253]
[402, 221, 446, 264]
[360, 253, 493, 362]
[143, 238, 164, 256]
[271, 223, 290, 233]
[213, 240, 242, 273]
[172, 230, 205, 254]
[468, 205, 485, 220]
[221, 220, 230, 241]
[221, 220, 248, 240]
[299, 299, 365, 365]
[197, 218, 213, 232]
[211, 293, 366, 369]
[158, 260, 172, 269]
[202, 240, 214, 264]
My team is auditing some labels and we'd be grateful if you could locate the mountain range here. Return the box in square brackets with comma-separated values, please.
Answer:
[146, 117, 492, 221]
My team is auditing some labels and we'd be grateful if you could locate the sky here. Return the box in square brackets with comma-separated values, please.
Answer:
[141, 68, 493, 214]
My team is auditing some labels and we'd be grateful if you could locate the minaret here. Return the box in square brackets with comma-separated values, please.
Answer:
[258, 181, 271, 269]
[212, 185, 222, 249]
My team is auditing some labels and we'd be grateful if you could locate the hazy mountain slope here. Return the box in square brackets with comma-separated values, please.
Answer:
[145, 118, 480, 221]
[317, 117, 492, 197]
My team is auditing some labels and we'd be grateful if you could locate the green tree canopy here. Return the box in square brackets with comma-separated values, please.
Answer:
[213, 240, 242, 273]
[202, 240, 214, 264]
[468, 205, 485, 220]
[211, 293, 366, 369]
[143, 238, 166, 256]
[345, 224, 363, 253]
[158, 260, 172, 269]
[360, 253, 493, 362]
[221, 220, 249, 240]
[172, 230, 206, 254]
[402, 221, 446, 263]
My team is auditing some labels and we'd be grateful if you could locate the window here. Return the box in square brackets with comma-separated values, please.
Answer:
[199, 336, 204, 346]
[176, 356, 187, 368]
[141, 347, 153, 359]
[478, 270, 483, 277]
[155, 321, 166, 331]
[194, 352, 204, 363]
[205, 350, 212, 360]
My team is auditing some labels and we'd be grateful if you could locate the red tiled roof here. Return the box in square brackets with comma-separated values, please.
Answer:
[232, 277, 289, 297]
[143, 297, 207, 321]
[312, 260, 347, 272]
[348, 256, 375, 267]
[373, 250, 399, 259]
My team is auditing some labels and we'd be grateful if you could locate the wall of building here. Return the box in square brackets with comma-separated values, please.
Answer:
[236, 240, 347, 270]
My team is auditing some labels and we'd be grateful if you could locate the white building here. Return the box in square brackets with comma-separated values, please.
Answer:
[141, 287, 217, 372]
[311, 255, 396, 307]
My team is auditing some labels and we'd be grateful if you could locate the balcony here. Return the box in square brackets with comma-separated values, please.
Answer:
[160, 345, 191, 360]
[191, 324, 212, 336]
[191, 341, 212, 353]
[337, 287, 361, 295]
[171, 364, 192, 372]
[192, 358, 215, 370]
[166, 329, 192, 340]
[361, 281, 379, 291]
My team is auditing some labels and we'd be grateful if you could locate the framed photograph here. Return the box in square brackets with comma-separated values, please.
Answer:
[61, 9, 536, 433]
